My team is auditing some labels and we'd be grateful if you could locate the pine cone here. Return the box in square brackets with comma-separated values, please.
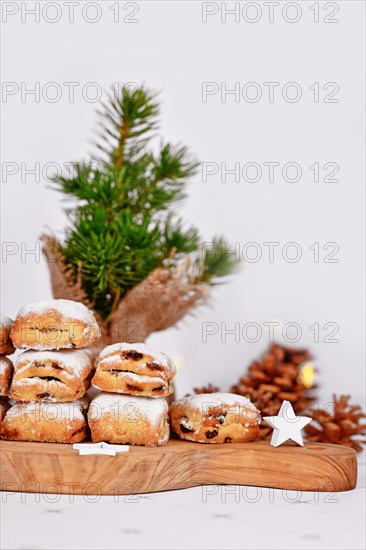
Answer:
[305, 395, 366, 452]
[230, 344, 317, 431]
[194, 383, 220, 394]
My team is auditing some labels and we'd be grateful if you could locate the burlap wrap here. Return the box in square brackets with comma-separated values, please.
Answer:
[41, 236, 209, 349]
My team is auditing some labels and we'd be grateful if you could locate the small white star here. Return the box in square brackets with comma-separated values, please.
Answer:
[263, 400, 312, 447]
[73, 442, 129, 456]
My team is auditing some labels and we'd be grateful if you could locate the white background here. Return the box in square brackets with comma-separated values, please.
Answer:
[1, 0, 365, 405]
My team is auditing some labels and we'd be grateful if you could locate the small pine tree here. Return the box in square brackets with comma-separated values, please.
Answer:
[47, 85, 236, 338]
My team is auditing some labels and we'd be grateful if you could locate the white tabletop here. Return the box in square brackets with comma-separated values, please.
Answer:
[1, 451, 365, 549]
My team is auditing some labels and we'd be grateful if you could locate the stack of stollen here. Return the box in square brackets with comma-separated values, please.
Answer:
[88, 343, 177, 446]
[0, 300, 260, 448]
[0, 314, 15, 421]
[0, 300, 101, 443]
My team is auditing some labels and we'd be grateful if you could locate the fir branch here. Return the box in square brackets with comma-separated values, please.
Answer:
[95, 86, 159, 168]
[202, 237, 239, 284]
[162, 218, 201, 257]
[49, 84, 238, 320]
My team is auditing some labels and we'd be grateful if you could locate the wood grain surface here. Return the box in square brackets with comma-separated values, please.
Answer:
[0, 439, 357, 495]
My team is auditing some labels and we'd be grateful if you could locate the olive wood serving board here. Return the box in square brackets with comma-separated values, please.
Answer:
[0, 439, 357, 495]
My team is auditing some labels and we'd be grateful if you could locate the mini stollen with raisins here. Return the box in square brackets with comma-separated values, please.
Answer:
[169, 392, 261, 443]
[9, 348, 95, 403]
[10, 299, 101, 351]
[0, 314, 15, 355]
[1, 399, 89, 443]
[0, 357, 14, 397]
[0, 300, 102, 445]
[92, 342, 176, 398]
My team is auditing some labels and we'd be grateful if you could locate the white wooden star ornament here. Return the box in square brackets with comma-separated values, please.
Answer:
[73, 442, 129, 456]
[263, 400, 312, 447]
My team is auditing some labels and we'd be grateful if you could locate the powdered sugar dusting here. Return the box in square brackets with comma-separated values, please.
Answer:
[18, 342, 76, 352]
[0, 356, 12, 374]
[177, 392, 260, 414]
[99, 342, 176, 374]
[99, 354, 121, 364]
[90, 392, 168, 425]
[4, 399, 87, 422]
[95, 371, 164, 385]
[16, 300, 99, 327]
[0, 314, 13, 328]
[14, 348, 95, 377]
[120, 371, 164, 384]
